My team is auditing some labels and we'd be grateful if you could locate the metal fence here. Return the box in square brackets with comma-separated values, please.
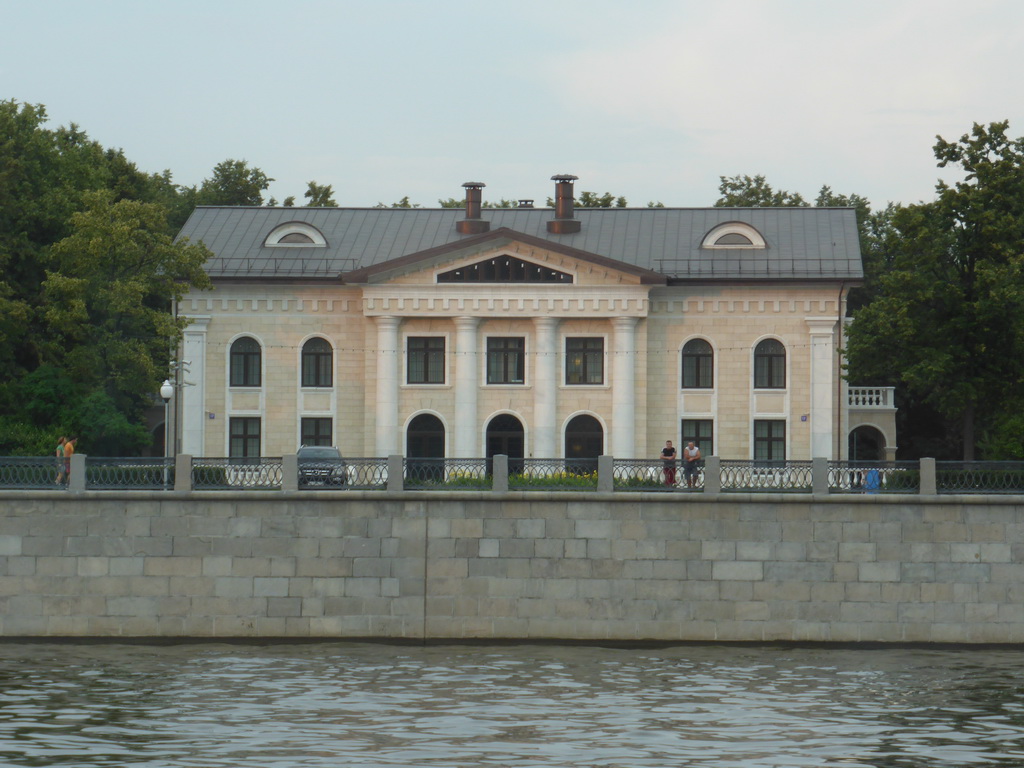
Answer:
[828, 461, 920, 494]
[403, 458, 490, 490]
[508, 458, 599, 491]
[611, 459, 703, 491]
[720, 461, 814, 492]
[342, 458, 390, 491]
[936, 461, 1024, 494]
[0, 457, 61, 489]
[192, 457, 284, 490]
[86, 457, 176, 490]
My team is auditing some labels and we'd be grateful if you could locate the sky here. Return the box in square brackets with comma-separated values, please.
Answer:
[3, 0, 1023, 210]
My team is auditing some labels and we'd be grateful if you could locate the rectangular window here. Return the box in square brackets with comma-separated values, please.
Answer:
[407, 337, 445, 384]
[487, 337, 525, 384]
[753, 420, 786, 462]
[229, 417, 261, 458]
[681, 419, 714, 457]
[565, 337, 604, 385]
[301, 418, 333, 446]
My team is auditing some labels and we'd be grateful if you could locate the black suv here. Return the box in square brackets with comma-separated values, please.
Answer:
[297, 446, 347, 487]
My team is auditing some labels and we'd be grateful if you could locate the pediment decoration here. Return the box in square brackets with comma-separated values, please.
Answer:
[437, 255, 572, 284]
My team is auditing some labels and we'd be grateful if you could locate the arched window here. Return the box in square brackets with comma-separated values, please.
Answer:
[681, 339, 713, 389]
[263, 222, 327, 247]
[407, 413, 445, 482]
[230, 337, 261, 387]
[301, 338, 333, 387]
[754, 339, 786, 389]
[565, 414, 603, 474]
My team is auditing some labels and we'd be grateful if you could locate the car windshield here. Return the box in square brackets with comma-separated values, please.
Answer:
[300, 448, 340, 460]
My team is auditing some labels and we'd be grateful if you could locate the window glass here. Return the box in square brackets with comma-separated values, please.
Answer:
[682, 339, 713, 388]
[408, 337, 445, 384]
[566, 338, 604, 385]
[681, 419, 714, 456]
[230, 337, 261, 387]
[487, 337, 525, 384]
[229, 417, 261, 458]
[301, 338, 333, 387]
[301, 417, 332, 446]
[754, 339, 786, 389]
[753, 420, 786, 462]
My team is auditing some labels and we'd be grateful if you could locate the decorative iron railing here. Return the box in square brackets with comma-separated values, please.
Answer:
[936, 461, 1024, 494]
[828, 461, 919, 494]
[0, 457, 61, 489]
[720, 461, 813, 492]
[342, 458, 390, 491]
[86, 457, 176, 490]
[509, 458, 599, 491]
[403, 458, 490, 490]
[611, 459, 703, 491]
[192, 458, 284, 490]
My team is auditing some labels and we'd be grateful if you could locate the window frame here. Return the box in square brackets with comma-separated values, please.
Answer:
[753, 419, 786, 462]
[300, 417, 333, 447]
[229, 337, 262, 388]
[229, 417, 261, 459]
[301, 337, 333, 388]
[681, 419, 714, 457]
[753, 338, 786, 389]
[406, 336, 446, 385]
[486, 336, 526, 385]
[681, 339, 714, 389]
[564, 337, 605, 386]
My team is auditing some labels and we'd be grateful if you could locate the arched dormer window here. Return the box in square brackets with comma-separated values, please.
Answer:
[230, 337, 262, 387]
[701, 222, 766, 249]
[264, 222, 327, 247]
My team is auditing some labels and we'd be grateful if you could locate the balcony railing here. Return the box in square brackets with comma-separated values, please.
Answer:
[848, 387, 896, 409]
[4, 454, 1024, 495]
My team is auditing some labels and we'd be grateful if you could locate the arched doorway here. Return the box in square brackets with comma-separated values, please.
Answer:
[849, 425, 886, 461]
[407, 414, 445, 481]
[486, 414, 525, 475]
[565, 414, 603, 474]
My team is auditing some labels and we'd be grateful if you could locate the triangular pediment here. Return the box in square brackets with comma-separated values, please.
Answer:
[342, 227, 666, 288]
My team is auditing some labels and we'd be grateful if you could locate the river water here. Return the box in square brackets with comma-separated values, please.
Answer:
[2, 642, 1024, 767]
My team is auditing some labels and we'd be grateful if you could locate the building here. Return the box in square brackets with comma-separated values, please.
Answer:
[171, 176, 896, 463]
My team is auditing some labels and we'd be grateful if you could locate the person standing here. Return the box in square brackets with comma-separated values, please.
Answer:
[55, 436, 66, 484]
[63, 437, 77, 486]
[660, 440, 677, 486]
[682, 441, 702, 488]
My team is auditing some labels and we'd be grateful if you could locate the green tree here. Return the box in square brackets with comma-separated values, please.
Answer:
[196, 159, 273, 206]
[715, 174, 808, 207]
[304, 181, 337, 207]
[544, 191, 629, 208]
[846, 121, 1024, 459]
[437, 197, 519, 208]
[40, 190, 213, 452]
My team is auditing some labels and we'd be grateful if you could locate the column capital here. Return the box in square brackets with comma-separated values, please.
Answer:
[612, 316, 639, 331]
[454, 316, 481, 330]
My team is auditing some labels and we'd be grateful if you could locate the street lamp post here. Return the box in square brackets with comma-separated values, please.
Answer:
[160, 379, 173, 489]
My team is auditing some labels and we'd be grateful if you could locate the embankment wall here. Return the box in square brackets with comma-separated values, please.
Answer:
[2, 492, 1023, 643]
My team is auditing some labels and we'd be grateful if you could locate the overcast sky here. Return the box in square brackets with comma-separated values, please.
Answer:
[4, 0, 1023, 210]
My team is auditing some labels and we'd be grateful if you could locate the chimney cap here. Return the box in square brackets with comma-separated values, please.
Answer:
[550, 174, 578, 182]
[517, 199, 534, 208]
[462, 181, 486, 189]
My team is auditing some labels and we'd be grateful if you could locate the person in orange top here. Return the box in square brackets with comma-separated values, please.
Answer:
[63, 437, 77, 484]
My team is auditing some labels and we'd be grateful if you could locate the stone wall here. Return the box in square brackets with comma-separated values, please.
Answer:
[1, 492, 1022, 643]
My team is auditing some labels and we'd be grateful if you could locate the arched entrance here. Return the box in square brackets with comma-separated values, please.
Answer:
[565, 414, 603, 474]
[486, 414, 525, 475]
[407, 414, 445, 481]
[849, 425, 886, 461]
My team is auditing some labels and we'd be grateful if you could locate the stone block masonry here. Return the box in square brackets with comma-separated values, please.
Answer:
[1, 492, 1024, 643]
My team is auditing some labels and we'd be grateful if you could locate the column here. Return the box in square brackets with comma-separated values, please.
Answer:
[806, 317, 838, 459]
[533, 317, 560, 458]
[612, 317, 639, 458]
[375, 316, 401, 455]
[180, 316, 210, 456]
[453, 316, 480, 457]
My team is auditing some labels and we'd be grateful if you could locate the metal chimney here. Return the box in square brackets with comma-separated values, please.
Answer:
[547, 174, 581, 234]
[456, 182, 490, 234]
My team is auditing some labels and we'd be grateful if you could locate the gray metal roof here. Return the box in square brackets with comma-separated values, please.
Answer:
[176, 206, 863, 281]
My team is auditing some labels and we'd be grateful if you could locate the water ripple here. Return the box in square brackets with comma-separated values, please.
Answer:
[2, 644, 1024, 766]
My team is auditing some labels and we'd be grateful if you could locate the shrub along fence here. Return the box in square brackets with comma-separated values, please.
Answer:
[0, 455, 1020, 496]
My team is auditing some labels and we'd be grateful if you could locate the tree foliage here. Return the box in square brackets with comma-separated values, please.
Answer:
[846, 121, 1024, 459]
[196, 159, 273, 206]
[715, 175, 808, 207]
[304, 181, 337, 207]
